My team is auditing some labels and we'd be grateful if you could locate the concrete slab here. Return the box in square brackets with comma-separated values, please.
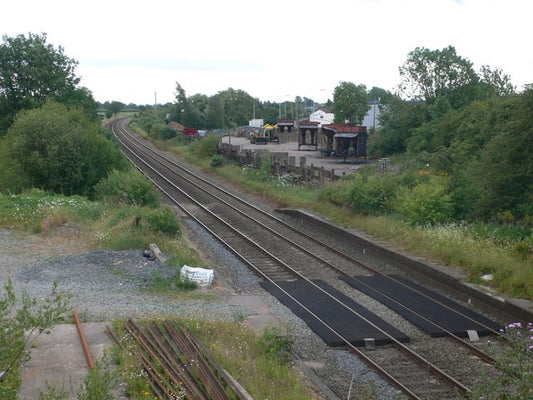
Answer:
[18, 322, 112, 400]
[229, 295, 269, 313]
[246, 314, 286, 335]
[229, 295, 285, 334]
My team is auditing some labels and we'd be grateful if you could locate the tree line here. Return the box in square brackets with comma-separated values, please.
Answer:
[369, 46, 531, 224]
[0, 32, 531, 226]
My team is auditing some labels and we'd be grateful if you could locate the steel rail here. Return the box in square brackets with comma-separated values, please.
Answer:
[109, 118, 476, 399]
[125, 321, 194, 399]
[118, 125, 499, 362]
[161, 321, 230, 400]
[73, 310, 94, 369]
[109, 118, 503, 340]
[111, 117, 498, 365]
[106, 325, 171, 399]
[138, 322, 208, 400]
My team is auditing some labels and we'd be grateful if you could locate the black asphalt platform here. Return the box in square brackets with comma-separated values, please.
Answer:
[340, 275, 502, 338]
[260, 279, 409, 347]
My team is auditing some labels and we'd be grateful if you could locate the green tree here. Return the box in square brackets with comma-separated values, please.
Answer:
[219, 88, 255, 128]
[398, 46, 479, 110]
[167, 83, 207, 128]
[0, 33, 96, 134]
[106, 100, 125, 116]
[475, 89, 533, 219]
[367, 86, 394, 104]
[0, 101, 128, 197]
[476, 65, 516, 99]
[187, 93, 208, 127]
[332, 81, 369, 124]
[370, 96, 426, 156]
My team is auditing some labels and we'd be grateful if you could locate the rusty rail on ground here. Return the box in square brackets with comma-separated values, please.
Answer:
[73, 310, 94, 369]
[107, 319, 251, 400]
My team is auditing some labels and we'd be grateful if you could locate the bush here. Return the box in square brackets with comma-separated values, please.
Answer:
[152, 122, 176, 140]
[318, 174, 398, 215]
[394, 176, 454, 225]
[95, 169, 159, 208]
[210, 154, 224, 168]
[0, 279, 71, 398]
[346, 174, 398, 215]
[0, 101, 128, 197]
[257, 326, 292, 363]
[145, 206, 181, 236]
[189, 135, 220, 158]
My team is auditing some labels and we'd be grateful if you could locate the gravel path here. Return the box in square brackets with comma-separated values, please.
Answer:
[0, 218, 400, 399]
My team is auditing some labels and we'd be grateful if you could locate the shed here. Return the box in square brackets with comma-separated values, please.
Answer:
[322, 123, 367, 162]
[298, 121, 320, 150]
[277, 119, 295, 133]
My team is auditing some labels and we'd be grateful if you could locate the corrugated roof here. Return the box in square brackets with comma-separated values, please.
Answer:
[322, 123, 367, 134]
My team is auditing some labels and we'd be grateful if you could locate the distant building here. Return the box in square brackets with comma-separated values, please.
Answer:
[309, 108, 334, 126]
[249, 119, 264, 128]
[310, 102, 382, 130]
[362, 101, 382, 130]
[168, 121, 185, 133]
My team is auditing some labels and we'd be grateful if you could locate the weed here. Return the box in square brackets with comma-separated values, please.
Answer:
[0, 279, 71, 400]
[231, 307, 246, 323]
[149, 270, 172, 292]
[257, 326, 292, 363]
[174, 272, 197, 291]
[77, 353, 121, 400]
[38, 382, 69, 400]
[468, 322, 533, 399]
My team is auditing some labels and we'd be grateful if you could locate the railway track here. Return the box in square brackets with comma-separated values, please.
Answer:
[107, 117, 510, 400]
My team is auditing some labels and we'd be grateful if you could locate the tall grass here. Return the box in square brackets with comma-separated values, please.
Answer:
[329, 213, 533, 299]
[0, 190, 202, 272]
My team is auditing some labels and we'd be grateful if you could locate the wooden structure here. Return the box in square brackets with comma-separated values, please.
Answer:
[322, 123, 367, 162]
[277, 119, 295, 133]
[298, 121, 320, 150]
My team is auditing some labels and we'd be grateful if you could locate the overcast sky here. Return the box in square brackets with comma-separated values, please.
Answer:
[3, 0, 531, 105]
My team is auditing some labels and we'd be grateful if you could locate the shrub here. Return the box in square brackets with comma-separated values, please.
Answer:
[95, 169, 159, 208]
[152, 122, 176, 140]
[145, 206, 181, 236]
[256, 326, 292, 363]
[394, 176, 454, 225]
[347, 174, 398, 215]
[0, 101, 128, 197]
[210, 154, 224, 168]
[0, 279, 71, 398]
[189, 135, 220, 158]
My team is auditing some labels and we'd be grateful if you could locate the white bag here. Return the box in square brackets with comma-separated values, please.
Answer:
[180, 265, 214, 287]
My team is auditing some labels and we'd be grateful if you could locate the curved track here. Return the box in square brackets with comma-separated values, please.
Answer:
[107, 117, 509, 400]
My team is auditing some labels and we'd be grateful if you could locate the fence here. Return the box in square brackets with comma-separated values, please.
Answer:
[219, 142, 339, 184]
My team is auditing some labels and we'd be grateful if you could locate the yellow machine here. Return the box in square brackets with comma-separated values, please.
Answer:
[249, 128, 268, 144]
[262, 124, 279, 142]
